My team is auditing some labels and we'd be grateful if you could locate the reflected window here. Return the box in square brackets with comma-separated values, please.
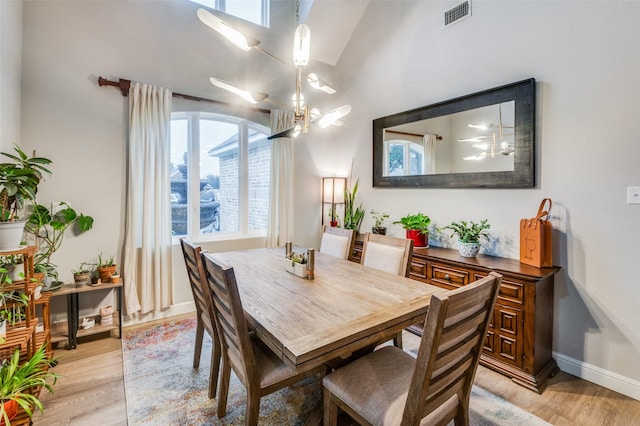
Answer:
[384, 140, 424, 176]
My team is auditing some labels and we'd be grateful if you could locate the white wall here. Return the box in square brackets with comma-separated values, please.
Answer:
[293, 1, 640, 399]
[14, 0, 640, 399]
[0, 0, 22, 152]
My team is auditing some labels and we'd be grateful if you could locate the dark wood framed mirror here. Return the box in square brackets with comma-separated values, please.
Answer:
[373, 78, 535, 188]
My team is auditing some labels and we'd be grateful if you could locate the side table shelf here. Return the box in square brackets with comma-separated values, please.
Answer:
[50, 281, 123, 349]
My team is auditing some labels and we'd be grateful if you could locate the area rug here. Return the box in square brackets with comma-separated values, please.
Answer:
[123, 318, 550, 425]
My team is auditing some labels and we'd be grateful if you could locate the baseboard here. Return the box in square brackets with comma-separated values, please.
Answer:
[122, 301, 196, 327]
[554, 351, 640, 401]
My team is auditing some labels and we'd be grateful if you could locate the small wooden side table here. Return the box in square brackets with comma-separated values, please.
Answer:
[50, 281, 123, 349]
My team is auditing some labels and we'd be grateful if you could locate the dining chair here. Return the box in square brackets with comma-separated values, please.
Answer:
[360, 232, 414, 348]
[200, 252, 327, 425]
[360, 232, 413, 277]
[322, 272, 502, 426]
[179, 238, 221, 399]
[319, 225, 356, 260]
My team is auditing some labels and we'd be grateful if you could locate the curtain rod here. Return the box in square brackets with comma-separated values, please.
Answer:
[97, 76, 271, 115]
[385, 129, 443, 140]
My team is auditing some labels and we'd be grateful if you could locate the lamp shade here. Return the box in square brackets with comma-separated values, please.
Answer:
[322, 177, 346, 204]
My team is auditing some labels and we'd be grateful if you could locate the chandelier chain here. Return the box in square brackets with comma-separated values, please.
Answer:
[296, 0, 300, 24]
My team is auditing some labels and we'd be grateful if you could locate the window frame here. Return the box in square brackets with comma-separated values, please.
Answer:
[171, 111, 270, 242]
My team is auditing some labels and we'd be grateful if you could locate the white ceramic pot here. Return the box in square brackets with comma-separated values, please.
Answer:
[457, 241, 480, 258]
[0, 221, 26, 251]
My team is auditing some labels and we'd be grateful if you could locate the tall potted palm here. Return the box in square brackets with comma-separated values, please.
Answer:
[0, 146, 52, 251]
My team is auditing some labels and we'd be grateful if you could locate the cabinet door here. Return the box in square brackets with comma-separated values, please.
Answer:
[483, 309, 496, 353]
[493, 304, 524, 368]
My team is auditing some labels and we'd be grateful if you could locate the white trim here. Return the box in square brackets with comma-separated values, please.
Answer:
[122, 302, 196, 327]
[554, 351, 640, 401]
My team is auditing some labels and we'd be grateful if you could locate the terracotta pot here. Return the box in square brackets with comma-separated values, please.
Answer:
[1, 399, 18, 426]
[406, 229, 428, 248]
[97, 266, 116, 283]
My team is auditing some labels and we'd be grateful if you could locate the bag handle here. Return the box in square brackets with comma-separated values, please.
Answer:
[535, 198, 552, 220]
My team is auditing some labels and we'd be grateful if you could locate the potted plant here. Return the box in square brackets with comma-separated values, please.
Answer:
[110, 271, 120, 284]
[72, 262, 93, 284]
[394, 213, 431, 248]
[25, 202, 94, 282]
[0, 146, 52, 251]
[327, 206, 340, 227]
[0, 345, 58, 425]
[0, 267, 29, 344]
[285, 252, 307, 278]
[96, 254, 117, 283]
[442, 219, 491, 257]
[343, 180, 364, 232]
[370, 210, 389, 235]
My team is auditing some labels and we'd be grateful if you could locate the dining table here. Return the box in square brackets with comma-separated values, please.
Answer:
[209, 246, 446, 372]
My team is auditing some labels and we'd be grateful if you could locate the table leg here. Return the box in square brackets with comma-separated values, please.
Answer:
[117, 286, 122, 339]
[66, 294, 74, 350]
[70, 293, 79, 349]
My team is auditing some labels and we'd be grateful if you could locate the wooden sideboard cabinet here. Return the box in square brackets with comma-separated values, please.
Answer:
[350, 241, 560, 393]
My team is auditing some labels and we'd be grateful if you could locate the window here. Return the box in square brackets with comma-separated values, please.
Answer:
[170, 112, 271, 239]
[190, 0, 270, 27]
[384, 140, 424, 176]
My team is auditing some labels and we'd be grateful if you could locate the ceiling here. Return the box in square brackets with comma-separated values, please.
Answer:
[304, 0, 370, 66]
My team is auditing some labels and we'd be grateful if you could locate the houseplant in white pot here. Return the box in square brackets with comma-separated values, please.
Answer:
[0, 146, 51, 251]
[442, 219, 491, 257]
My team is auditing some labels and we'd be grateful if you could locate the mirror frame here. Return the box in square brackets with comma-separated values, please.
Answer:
[373, 78, 535, 188]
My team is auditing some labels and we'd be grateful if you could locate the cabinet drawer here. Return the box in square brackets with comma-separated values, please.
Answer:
[409, 257, 428, 281]
[429, 263, 469, 288]
[472, 272, 525, 306]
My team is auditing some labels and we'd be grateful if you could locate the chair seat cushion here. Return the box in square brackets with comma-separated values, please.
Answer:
[251, 335, 305, 389]
[323, 346, 414, 425]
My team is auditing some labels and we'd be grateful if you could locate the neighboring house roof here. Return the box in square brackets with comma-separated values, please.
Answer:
[207, 129, 269, 158]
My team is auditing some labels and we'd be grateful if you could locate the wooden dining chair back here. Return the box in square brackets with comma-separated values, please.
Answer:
[319, 225, 355, 260]
[179, 238, 221, 399]
[360, 233, 414, 347]
[201, 252, 327, 425]
[360, 232, 414, 277]
[322, 272, 502, 426]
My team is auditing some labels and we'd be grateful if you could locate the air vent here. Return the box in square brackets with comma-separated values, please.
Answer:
[444, 1, 471, 28]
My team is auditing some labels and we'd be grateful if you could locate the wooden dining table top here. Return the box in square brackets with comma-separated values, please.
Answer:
[209, 246, 445, 372]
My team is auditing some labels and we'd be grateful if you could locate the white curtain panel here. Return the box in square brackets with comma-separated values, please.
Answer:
[423, 134, 438, 174]
[123, 83, 173, 315]
[266, 110, 295, 248]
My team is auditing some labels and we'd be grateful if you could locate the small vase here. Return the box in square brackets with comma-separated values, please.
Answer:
[372, 227, 387, 235]
[457, 241, 480, 257]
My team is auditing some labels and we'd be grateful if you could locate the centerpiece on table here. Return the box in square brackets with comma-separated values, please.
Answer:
[284, 245, 315, 279]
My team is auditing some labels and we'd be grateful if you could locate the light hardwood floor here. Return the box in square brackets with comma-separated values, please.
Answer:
[32, 315, 640, 425]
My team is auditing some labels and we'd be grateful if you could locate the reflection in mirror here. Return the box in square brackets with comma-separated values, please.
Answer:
[382, 101, 515, 177]
[373, 78, 535, 188]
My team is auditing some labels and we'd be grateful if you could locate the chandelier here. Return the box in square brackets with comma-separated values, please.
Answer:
[197, 2, 351, 140]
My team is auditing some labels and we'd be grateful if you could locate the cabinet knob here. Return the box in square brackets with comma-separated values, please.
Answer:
[444, 274, 451, 281]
